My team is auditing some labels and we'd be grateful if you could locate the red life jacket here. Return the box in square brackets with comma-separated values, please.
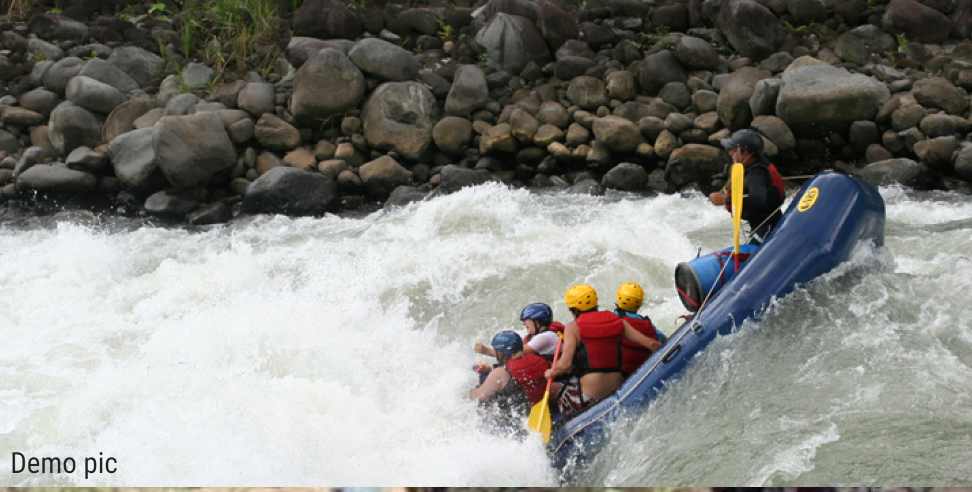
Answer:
[767, 163, 785, 199]
[576, 311, 624, 373]
[621, 316, 657, 376]
[505, 353, 550, 405]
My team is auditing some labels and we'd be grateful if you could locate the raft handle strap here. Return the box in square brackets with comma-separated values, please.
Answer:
[662, 344, 682, 364]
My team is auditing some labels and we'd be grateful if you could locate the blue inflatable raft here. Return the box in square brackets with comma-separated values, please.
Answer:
[549, 171, 886, 472]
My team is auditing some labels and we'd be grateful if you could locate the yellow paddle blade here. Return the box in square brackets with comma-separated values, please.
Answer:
[731, 162, 745, 256]
[527, 392, 552, 442]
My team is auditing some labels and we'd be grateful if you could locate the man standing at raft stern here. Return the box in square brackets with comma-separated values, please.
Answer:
[547, 284, 661, 420]
[614, 282, 666, 377]
[709, 129, 786, 242]
[469, 331, 550, 414]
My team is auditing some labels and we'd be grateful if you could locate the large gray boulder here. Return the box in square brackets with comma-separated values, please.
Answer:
[536, 0, 578, 51]
[751, 115, 796, 152]
[385, 185, 429, 208]
[0, 130, 18, 154]
[348, 38, 419, 81]
[749, 78, 782, 116]
[102, 96, 156, 144]
[242, 166, 338, 215]
[914, 136, 958, 172]
[66, 75, 125, 114]
[776, 60, 890, 131]
[238, 82, 275, 117]
[954, 145, 972, 181]
[675, 36, 721, 71]
[882, 0, 951, 44]
[554, 56, 594, 80]
[155, 113, 236, 188]
[638, 50, 688, 96]
[717, 0, 785, 60]
[602, 162, 649, 191]
[28, 14, 89, 43]
[835, 25, 896, 66]
[18, 88, 59, 116]
[592, 116, 641, 153]
[665, 144, 724, 188]
[438, 164, 495, 193]
[79, 58, 140, 95]
[49, 101, 102, 156]
[291, 49, 366, 125]
[920, 113, 967, 138]
[107, 46, 163, 88]
[475, 13, 552, 74]
[566, 76, 608, 110]
[363, 82, 439, 160]
[255, 114, 301, 151]
[16, 164, 97, 193]
[43, 57, 84, 95]
[913, 77, 969, 115]
[285, 37, 354, 68]
[445, 65, 489, 117]
[718, 67, 771, 130]
[293, 0, 363, 39]
[433, 117, 473, 156]
[144, 190, 200, 218]
[109, 128, 160, 190]
[857, 158, 931, 187]
[358, 155, 413, 199]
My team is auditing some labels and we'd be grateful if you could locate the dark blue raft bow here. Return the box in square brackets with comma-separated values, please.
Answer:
[548, 171, 886, 473]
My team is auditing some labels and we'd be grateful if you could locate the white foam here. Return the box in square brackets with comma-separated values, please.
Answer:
[2, 183, 971, 484]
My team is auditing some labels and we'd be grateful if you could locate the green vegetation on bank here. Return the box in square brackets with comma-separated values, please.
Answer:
[176, 0, 285, 82]
[2, 0, 293, 83]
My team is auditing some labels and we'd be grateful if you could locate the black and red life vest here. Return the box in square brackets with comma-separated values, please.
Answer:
[505, 353, 550, 405]
[724, 162, 785, 214]
[576, 311, 624, 374]
[621, 316, 657, 376]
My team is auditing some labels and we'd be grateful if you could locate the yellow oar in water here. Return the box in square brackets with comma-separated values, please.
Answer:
[527, 336, 563, 443]
[731, 162, 745, 270]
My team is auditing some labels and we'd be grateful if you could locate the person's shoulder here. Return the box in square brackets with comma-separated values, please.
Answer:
[538, 331, 559, 340]
[747, 162, 773, 179]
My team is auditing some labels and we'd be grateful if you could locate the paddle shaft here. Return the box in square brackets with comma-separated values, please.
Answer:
[731, 163, 745, 271]
[535, 336, 563, 428]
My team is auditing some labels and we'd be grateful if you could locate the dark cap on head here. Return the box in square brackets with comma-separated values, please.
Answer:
[720, 129, 764, 154]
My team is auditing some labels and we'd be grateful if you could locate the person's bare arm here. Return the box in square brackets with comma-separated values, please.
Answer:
[547, 324, 577, 379]
[474, 341, 497, 358]
[469, 366, 510, 401]
[623, 320, 661, 352]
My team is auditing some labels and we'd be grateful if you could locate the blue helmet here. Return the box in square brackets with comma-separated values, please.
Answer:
[491, 330, 523, 358]
[519, 303, 553, 325]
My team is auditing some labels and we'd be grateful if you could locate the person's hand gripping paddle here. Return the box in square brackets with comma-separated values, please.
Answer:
[527, 336, 563, 443]
[731, 162, 745, 270]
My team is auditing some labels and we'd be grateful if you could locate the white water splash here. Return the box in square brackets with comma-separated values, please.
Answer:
[1, 183, 970, 485]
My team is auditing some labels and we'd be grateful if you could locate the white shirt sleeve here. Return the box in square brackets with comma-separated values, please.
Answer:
[527, 331, 559, 356]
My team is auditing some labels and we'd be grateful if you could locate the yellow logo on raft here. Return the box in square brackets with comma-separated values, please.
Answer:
[798, 187, 819, 212]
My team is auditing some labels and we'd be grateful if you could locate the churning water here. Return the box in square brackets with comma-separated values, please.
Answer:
[1, 183, 970, 485]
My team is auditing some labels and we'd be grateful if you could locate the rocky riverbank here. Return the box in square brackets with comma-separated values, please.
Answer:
[1, 0, 972, 224]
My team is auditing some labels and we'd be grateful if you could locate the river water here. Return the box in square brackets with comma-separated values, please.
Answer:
[1, 183, 970, 485]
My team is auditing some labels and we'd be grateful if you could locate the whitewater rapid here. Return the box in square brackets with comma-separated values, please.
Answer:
[1, 183, 970, 485]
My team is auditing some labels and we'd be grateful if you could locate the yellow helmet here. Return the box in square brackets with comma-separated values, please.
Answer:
[615, 282, 644, 312]
[565, 284, 598, 312]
